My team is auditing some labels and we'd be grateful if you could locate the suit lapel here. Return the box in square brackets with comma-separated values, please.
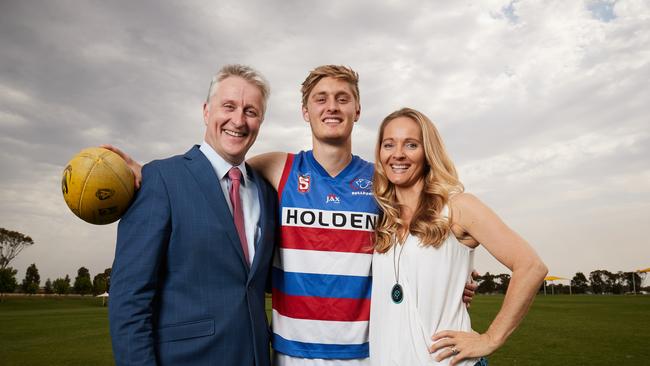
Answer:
[183, 146, 250, 271]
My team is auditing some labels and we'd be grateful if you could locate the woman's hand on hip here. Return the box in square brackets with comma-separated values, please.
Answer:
[430, 330, 500, 366]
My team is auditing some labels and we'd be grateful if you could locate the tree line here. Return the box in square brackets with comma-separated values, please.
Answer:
[0, 227, 114, 298]
[1, 226, 647, 297]
[476, 271, 647, 295]
[0, 263, 112, 297]
[2, 265, 646, 297]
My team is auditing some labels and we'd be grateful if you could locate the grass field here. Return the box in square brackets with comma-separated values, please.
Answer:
[468, 295, 650, 365]
[1, 294, 648, 365]
[0, 296, 113, 366]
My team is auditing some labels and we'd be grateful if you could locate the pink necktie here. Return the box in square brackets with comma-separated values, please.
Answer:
[228, 167, 250, 265]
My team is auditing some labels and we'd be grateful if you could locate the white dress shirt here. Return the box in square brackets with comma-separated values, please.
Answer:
[200, 142, 260, 265]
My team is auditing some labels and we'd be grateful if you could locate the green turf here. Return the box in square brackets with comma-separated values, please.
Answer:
[468, 295, 650, 365]
[1, 295, 648, 365]
[0, 296, 113, 366]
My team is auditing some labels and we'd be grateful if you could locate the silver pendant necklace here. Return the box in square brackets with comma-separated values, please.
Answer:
[391, 239, 406, 304]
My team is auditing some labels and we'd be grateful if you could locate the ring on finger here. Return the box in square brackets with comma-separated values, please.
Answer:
[450, 346, 459, 355]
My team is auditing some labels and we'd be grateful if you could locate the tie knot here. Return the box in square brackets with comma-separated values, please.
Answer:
[228, 167, 242, 182]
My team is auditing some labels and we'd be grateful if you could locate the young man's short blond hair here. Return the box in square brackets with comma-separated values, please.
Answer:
[301, 65, 359, 108]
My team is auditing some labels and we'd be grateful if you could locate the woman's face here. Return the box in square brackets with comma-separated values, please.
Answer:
[379, 116, 426, 189]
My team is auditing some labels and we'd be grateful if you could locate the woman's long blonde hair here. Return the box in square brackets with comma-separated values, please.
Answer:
[373, 108, 464, 253]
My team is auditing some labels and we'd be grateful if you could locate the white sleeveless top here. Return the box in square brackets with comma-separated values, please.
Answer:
[369, 208, 478, 366]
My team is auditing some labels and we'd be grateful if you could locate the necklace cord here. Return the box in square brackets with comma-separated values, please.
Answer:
[392, 240, 406, 284]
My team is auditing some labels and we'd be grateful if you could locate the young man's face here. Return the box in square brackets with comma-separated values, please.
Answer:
[302, 77, 360, 145]
[203, 76, 264, 165]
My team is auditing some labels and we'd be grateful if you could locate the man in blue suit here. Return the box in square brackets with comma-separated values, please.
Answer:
[109, 64, 276, 366]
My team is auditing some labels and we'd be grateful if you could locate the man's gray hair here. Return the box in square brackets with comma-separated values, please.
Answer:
[206, 64, 271, 115]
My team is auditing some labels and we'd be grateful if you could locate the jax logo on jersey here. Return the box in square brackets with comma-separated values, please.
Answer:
[298, 174, 311, 193]
[326, 193, 340, 204]
[350, 177, 373, 196]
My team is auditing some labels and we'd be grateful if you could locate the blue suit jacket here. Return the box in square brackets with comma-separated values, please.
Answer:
[109, 145, 276, 366]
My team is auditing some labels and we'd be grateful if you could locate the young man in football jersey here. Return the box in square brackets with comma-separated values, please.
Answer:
[248, 65, 376, 365]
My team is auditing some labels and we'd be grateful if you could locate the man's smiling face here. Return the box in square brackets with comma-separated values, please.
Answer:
[203, 76, 264, 165]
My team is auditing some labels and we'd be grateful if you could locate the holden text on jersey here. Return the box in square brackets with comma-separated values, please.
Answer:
[282, 207, 377, 231]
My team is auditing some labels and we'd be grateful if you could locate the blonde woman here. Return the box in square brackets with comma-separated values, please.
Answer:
[369, 108, 547, 366]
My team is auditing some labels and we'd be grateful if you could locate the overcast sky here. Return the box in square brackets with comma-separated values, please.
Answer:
[1, 0, 648, 284]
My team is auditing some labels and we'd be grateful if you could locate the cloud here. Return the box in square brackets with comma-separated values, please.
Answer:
[461, 129, 647, 187]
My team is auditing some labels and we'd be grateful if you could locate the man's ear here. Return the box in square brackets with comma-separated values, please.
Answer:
[354, 104, 361, 122]
[203, 102, 209, 125]
[302, 106, 310, 123]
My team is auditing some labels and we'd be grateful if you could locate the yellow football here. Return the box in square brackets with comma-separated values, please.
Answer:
[61, 147, 135, 225]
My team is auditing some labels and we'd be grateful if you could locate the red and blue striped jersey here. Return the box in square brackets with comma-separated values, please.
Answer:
[272, 150, 379, 360]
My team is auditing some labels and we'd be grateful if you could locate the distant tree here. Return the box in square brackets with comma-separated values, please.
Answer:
[74, 267, 93, 295]
[611, 271, 626, 294]
[589, 271, 602, 294]
[44, 278, 53, 294]
[590, 270, 615, 294]
[0, 267, 18, 297]
[53, 275, 71, 295]
[0, 228, 35, 269]
[21, 263, 40, 294]
[495, 273, 511, 293]
[602, 270, 615, 293]
[622, 272, 643, 293]
[103, 268, 112, 292]
[571, 272, 589, 294]
[93, 273, 107, 295]
[477, 272, 496, 294]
